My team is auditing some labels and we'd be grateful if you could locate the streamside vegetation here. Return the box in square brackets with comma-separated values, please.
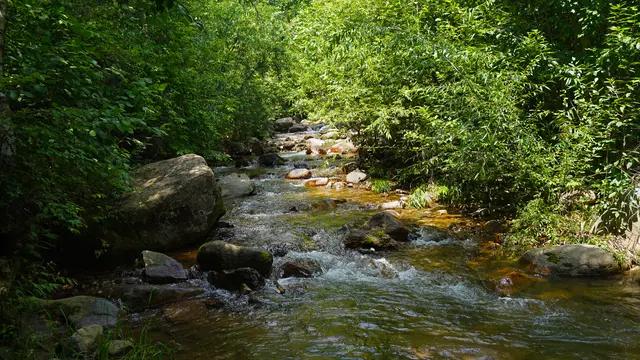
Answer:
[0, 0, 639, 357]
[288, 0, 640, 256]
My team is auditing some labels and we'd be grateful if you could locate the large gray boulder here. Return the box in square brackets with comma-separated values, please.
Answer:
[36, 296, 119, 328]
[142, 250, 187, 284]
[521, 244, 623, 277]
[106, 154, 225, 253]
[217, 173, 256, 199]
[197, 241, 273, 277]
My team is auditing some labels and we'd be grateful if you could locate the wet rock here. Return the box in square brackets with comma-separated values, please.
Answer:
[278, 259, 322, 278]
[105, 154, 225, 253]
[108, 340, 134, 356]
[35, 296, 119, 328]
[258, 153, 286, 167]
[321, 131, 340, 140]
[197, 241, 273, 277]
[162, 300, 208, 324]
[367, 211, 409, 242]
[329, 139, 357, 154]
[286, 168, 312, 179]
[346, 170, 367, 184]
[267, 243, 292, 257]
[288, 124, 308, 133]
[344, 229, 398, 251]
[71, 324, 103, 353]
[142, 250, 187, 284]
[218, 173, 256, 199]
[102, 283, 204, 311]
[304, 177, 329, 187]
[380, 200, 403, 210]
[494, 270, 542, 296]
[293, 162, 309, 169]
[208, 268, 265, 292]
[311, 198, 345, 211]
[306, 138, 325, 153]
[333, 181, 347, 190]
[521, 244, 623, 277]
[275, 117, 296, 132]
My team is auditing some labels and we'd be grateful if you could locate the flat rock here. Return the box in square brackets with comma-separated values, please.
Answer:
[346, 170, 367, 184]
[197, 241, 273, 277]
[304, 177, 329, 187]
[521, 244, 623, 277]
[286, 168, 312, 179]
[142, 250, 187, 284]
[218, 173, 256, 199]
[36, 296, 119, 328]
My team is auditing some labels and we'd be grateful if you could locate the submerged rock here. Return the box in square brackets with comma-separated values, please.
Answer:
[286, 168, 312, 179]
[259, 153, 286, 167]
[278, 259, 322, 278]
[162, 300, 208, 324]
[344, 229, 398, 251]
[346, 170, 367, 184]
[521, 244, 623, 277]
[142, 250, 187, 284]
[105, 154, 225, 253]
[208, 268, 265, 292]
[101, 283, 204, 311]
[35, 296, 120, 328]
[197, 241, 273, 277]
[367, 211, 410, 242]
[218, 173, 256, 199]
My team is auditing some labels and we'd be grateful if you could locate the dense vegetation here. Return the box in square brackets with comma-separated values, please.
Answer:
[0, 0, 639, 356]
[0, 0, 290, 256]
[288, 0, 640, 255]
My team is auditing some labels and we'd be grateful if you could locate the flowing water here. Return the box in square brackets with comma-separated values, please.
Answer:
[135, 138, 640, 359]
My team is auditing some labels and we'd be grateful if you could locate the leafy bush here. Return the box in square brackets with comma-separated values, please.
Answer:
[0, 0, 289, 254]
[370, 179, 393, 194]
[289, 0, 640, 250]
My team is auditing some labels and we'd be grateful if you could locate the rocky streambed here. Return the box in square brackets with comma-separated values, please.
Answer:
[30, 120, 640, 359]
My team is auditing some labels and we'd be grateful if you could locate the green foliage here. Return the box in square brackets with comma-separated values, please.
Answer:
[370, 179, 393, 194]
[289, 0, 640, 249]
[407, 184, 449, 209]
[0, 0, 289, 254]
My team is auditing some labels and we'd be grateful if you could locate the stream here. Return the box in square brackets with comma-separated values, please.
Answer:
[131, 131, 640, 360]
